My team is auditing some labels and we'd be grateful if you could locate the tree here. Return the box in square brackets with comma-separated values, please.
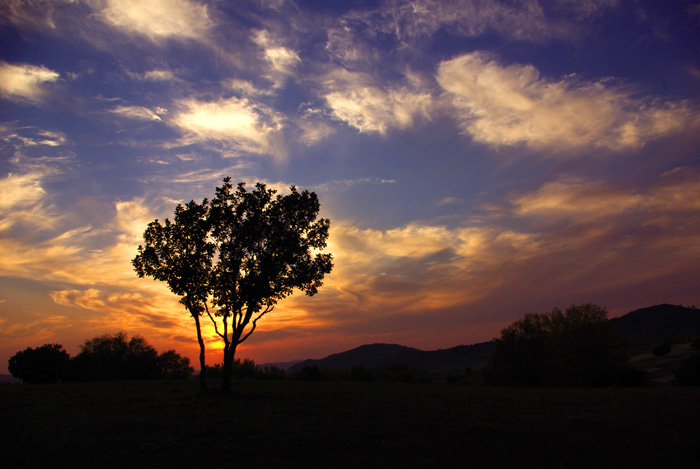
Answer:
[484, 304, 634, 387]
[208, 179, 333, 390]
[158, 350, 194, 379]
[133, 178, 333, 391]
[70, 332, 161, 381]
[8, 343, 71, 384]
[133, 199, 214, 391]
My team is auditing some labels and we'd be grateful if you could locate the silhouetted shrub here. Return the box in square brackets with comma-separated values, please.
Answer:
[259, 366, 287, 380]
[652, 344, 672, 356]
[232, 358, 259, 379]
[293, 365, 321, 381]
[691, 337, 700, 350]
[158, 350, 194, 379]
[349, 365, 375, 382]
[70, 332, 160, 381]
[484, 304, 633, 387]
[204, 364, 223, 379]
[605, 365, 650, 387]
[8, 344, 71, 384]
[673, 354, 700, 386]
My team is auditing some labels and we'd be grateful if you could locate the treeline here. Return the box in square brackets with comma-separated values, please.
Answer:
[8, 332, 193, 384]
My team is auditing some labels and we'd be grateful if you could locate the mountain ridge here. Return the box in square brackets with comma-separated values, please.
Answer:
[287, 304, 700, 374]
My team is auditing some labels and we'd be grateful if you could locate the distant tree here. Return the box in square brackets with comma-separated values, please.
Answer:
[134, 178, 333, 392]
[8, 344, 71, 384]
[133, 199, 213, 391]
[158, 350, 194, 379]
[70, 332, 160, 381]
[484, 304, 636, 387]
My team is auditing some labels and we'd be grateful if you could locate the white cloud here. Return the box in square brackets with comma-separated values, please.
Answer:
[323, 69, 432, 134]
[172, 97, 282, 154]
[252, 30, 301, 75]
[437, 52, 700, 150]
[0, 172, 46, 212]
[110, 105, 163, 121]
[0, 62, 59, 103]
[92, 0, 212, 42]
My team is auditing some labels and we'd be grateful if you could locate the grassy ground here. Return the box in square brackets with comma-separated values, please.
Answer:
[2, 379, 699, 468]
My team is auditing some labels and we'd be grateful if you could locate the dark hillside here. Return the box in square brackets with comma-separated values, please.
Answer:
[288, 342, 494, 374]
[610, 304, 700, 344]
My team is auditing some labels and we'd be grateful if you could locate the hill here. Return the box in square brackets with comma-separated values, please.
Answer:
[609, 304, 700, 345]
[288, 304, 700, 375]
[288, 342, 494, 374]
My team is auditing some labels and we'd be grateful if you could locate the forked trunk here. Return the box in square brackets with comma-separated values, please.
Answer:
[221, 343, 237, 391]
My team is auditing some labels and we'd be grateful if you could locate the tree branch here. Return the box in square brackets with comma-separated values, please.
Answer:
[205, 303, 225, 340]
[238, 305, 274, 345]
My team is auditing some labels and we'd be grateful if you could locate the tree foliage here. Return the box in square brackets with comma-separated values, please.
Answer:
[71, 332, 192, 381]
[133, 178, 333, 391]
[133, 199, 213, 390]
[8, 343, 71, 384]
[484, 304, 639, 387]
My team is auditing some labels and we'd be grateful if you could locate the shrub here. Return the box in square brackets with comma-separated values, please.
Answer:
[691, 337, 700, 350]
[8, 344, 71, 384]
[674, 354, 700, 386]
[652, 344, 672, 356]
[349, 365, 374, 382]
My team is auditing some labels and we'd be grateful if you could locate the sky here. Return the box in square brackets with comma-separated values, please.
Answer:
[1, 0, 700, 371]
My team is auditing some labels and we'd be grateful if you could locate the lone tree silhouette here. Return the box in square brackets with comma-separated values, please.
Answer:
[134, 177, 333, 391]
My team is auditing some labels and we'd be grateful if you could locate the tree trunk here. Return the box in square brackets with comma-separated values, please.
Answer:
[193, 314, 207, 391]
[221, 343, 237, 391]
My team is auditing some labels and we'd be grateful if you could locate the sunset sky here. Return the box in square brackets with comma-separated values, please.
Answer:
[2, 0, 700, 371]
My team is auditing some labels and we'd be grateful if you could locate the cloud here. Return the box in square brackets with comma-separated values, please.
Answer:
[110, 105, 164, 121]
[515, 171, 700, 221]
[323, 0, 593, 68]
[437, 51, 700, 150]
[0, 62, 59, 103]
[91, 0, 212, 42]
[322, 69, 432, 134]
[252, 30, 301, 77]
[0, 171, 46, 213]
[172, 97, 283, 155]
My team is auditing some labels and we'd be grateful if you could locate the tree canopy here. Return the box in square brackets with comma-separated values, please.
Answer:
[484, 304, 644, 387]
[8, 343, 71, 384]
[133, 178, 333, 391]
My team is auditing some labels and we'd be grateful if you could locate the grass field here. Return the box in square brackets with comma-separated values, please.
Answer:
[2, 379, 699, 468]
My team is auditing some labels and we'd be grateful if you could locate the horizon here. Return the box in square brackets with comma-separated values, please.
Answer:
[2, 1, 699, 372]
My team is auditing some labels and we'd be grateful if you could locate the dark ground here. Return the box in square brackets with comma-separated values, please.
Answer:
[1, 379, 699, 468]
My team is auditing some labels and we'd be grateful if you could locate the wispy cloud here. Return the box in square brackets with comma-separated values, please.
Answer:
[90, 0, 212, 42]
[437, 51, 700, 150]
[322, 69, 432, 134]
[252, 29, 301, 87]
[110, 105, 164, 121]
[0, 62, 59, 103]
[172, 97, 283, 155]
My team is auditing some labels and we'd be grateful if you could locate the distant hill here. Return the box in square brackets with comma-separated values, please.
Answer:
[287, 304, 700, 375]
[0, 374, 20, 385]
[288, 342, 494, 374]
[609, 304, 700, 345]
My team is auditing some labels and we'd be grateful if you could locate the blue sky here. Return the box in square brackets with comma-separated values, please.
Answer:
[1, 0, 699, 368]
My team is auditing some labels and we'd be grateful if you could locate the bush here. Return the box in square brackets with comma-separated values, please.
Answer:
[349, 365, 375, 382]
[484, 304, 630, 387]
[652, 344, 672, 356]
[691, 337, 700, 350]
[293, 365, 321, 381]
[158, 350, 194, 379]
[674, 354, 700, 386]
[8, 344, 71, 384]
